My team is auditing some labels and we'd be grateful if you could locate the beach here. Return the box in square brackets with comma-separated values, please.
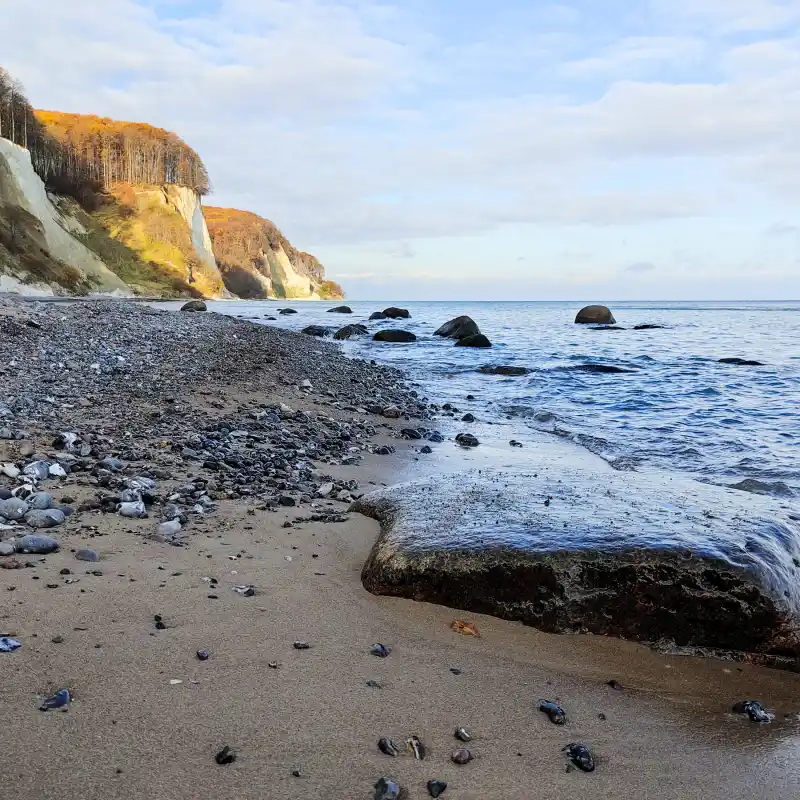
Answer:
[1, 298, 799, 799]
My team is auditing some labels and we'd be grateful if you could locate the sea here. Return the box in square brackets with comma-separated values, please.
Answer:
[178, 299, 800, 498]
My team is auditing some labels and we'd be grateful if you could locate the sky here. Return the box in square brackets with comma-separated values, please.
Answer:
[3, 0, 800, 300]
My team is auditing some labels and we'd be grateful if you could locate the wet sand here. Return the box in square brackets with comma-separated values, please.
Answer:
[1, 449, 799, 799]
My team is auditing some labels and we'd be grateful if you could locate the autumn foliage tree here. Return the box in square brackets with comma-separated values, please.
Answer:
[1, 68, 209, 200]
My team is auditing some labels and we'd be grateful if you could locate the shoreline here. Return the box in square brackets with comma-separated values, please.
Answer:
[1, 297, 799, 798]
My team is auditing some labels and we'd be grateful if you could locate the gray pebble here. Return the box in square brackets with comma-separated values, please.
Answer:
[25, 509, 66, 529]
[15, 534, 60, 553]
[75, 548, 100, 562]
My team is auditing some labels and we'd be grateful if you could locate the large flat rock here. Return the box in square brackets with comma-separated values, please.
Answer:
[353, 467, 800, 657]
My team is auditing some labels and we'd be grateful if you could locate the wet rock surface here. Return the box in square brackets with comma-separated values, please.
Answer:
[434, 315, 480, 340]
[575, 305, 616, 324]
[354, 467, 800, 656]
[455, 333, 492, 348]
[374, 330, 417, 343]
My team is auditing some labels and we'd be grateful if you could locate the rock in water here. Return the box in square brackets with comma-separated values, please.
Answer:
[369, 311, 387, 320]
[373, 330, 416, 343]
[279, 308, 298, 315]
[719, 357, 764, 366]
[181, 300, 207, 312]
[301, 325, 331, 338]
[382, 307, 410, 319]
[16, 534, 60, 554]
[455, 433, 479, 448]
[455, 334, 492, 348]
[434, 316, 480, 340]
[333, 324, 369, 340]
[352, 467, 800, 656]
[327, 305, 353, 314]
[477, 365, 530, 376]
[575, 305, 616, 324]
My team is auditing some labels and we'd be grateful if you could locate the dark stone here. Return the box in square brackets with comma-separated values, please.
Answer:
[434, 316, 480, 340]
[374, 777, 403, 800]
[575, 305, 616, 324]
[427, 780, 448, 797]
[729, 479, 794, 498]
[369, 312, 387, 320]
[570, 364, 633, 374]
[279, 308, 298, 315]
[215, 746, 236, 765]
[477, 365, 530, 376]
[353, 467, 800, 657]
[382, 307, 410, 319]
[301, 325, 331, 338]
[590, 325, 626, 331]
[333, 324, 368, 340]
[455, 433, 479, 447]
[401, 428, 422, 440]
[719, 358, 765, 366]
[461, 413, 475, 423]
[564, 743, 595, 772]
[373, 330, 416, 343]
[279, 495, 296, 507]
[455, 334, 492, 348]
[180, 300, 207, 312]
[327, 305, 353, 314]
[420, 445, 433, 454]
[634, 324, 665, 330]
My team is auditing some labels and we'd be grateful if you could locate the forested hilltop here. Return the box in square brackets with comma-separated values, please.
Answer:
[0, 67, 341, 299]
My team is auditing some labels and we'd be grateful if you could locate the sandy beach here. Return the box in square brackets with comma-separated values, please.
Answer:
[1, 299, 799, 799]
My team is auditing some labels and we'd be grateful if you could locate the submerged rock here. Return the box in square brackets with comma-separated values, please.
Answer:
[369, 311, 387, 320]
[279, 308, 298, 315]
[455, 334, 492, 348]
[570, 364, 633, 374]
[729, 479, 794, 498]
[353, 467, 800, 656]
[374, 330, 416, 343]
[477, 365, 530, 376]
[382, 307, 410, 319]
[719, 357, 764, 366]
[575, 305, 615, 324]
[327, 305, 353, 314]
[634, 324, 665, 330]
[434, 316, 480, 340]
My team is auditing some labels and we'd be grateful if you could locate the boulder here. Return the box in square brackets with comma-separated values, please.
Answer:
[327, 305, 353, 314]
[180, 300, 207, 312]
[434, 316, 480, 340]
[369, 312, 387, 321]
[373, 330, 416, 343]
[477, 365, 530, 376]
[455, 334, 492, 348]
[0, 497, 28, 521]
[382, 307, 411, 319]
[25, 509, 66, 529]
[301, 325, 332, 338]
[455, 433, 479, 447]
[279, 308, 298, 315]
[333, 324, 369, 340]
[575, 305, 616, 324]
[353, 467, 800, 657]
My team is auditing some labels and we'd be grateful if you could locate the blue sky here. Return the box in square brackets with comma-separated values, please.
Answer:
[4, 0, 800, 299]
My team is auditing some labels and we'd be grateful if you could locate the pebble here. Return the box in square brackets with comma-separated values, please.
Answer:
[564, 742, 595, 772]
[118, 500, 147, 518]
[215, 746, 236, 765]
[293, 641, 311, 650]
[15, 534, 59, 554]
[370, 643, 391, 658]
[451, 748, 473, 765]
[74, 548, 100, 562]
[373, 777, 402, 800]
[0, 463, 20, 479]
[156, 519, 182, 538]
[427, 780, 448, 798]
[0, 543, 15, 556]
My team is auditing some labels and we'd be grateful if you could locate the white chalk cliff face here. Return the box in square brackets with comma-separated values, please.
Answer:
[0, 138, 132, 296]
[264, 245, 321, 299]
[163, 185, 218, 271]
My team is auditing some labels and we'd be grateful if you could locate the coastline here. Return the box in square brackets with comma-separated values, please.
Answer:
[1, 298, 799, 799]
